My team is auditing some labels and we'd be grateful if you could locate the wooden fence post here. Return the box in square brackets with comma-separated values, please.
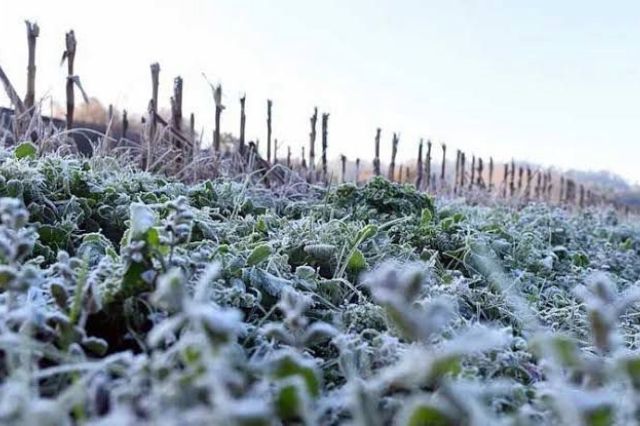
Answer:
[388, 133, 399, 181]
[25, 21, 40, 113]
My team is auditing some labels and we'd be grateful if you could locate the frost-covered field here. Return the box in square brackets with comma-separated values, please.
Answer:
[1, 146, 640, 425]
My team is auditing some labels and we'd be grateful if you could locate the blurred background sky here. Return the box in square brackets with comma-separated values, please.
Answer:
[1, 0, 640, 182]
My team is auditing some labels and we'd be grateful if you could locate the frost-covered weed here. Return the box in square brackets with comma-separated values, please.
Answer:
[1, 150, 640, 424]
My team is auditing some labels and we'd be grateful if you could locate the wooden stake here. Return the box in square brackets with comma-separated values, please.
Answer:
[287, 145, 291, 168]
[213, 84, 223, 152]
[440, 143, 447, 183]
[321, 112, 329, 182]
[340, 154, 347, 183]
[148, 63, 160, 145]
[63, 30, 77, 129]
[373, 128, 381, 176]
[122, 109, 128, 140]
[171, 76, 183, 151]
[454, 150, 461, 194]
[309, 107, 317, 172]
[416, 139, 424, 189]
[477, 157, 484, 188]
[239, 95, 246, 155]
[267, 99, 273, 163]
[502, 163, 508, 198]
[425, 140, 432, 190]
[488, 157, 494, 191]
[24, 21, 39, 112]
[460, 152, 466, 189]
[509, 160, 516, 197]
[388, 133, 399, 181]
[355, 158, 361, 185]
[470, 155, 476, 190]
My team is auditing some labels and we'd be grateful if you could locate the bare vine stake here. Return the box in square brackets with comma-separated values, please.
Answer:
[477, 157, 484, 188]
[63, 31, 77, 129]
[559, 176, 565, 203]
[509, 160, 516, 198]
[122, 109, 128, 141]
[171, 76, 183, 151]
[425, 140, 432, 190]
[287, 146, 291, 168]
[388, 133, 399, 181]
[266, 99, 273, 163]
[525, 167, 532, 199]
[373, 128, 382, 176]
[309, 107, 318, 174]
[301, 146, 307, 170]
[321, 113, 329, 182]
[213, 84, 223, 152]
[189, 112, 195, 160]
[460, 152, 466, 189]
[340, 154, 347, 183]
[355, 158, 360, 185]
[274, 139, 279, 164]
[454, 150, 460, 194]
[148, 63, 160, 150]
[239, 95, 246, 155]
[25, 21, 39, 113]
[488, 157, 494, 191]
[470, 155, 476, 190]
[517, 166, 523, 195]
[440, 143, 447, 186]
[416, 139, 424, 189]
[502, 163, 508, 198]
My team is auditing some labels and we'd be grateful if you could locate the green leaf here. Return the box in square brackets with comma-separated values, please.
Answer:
[14, 142, 37, 159]
[584, 406, 614, 426]
[275, 381, 303, 421]
[272, 353, 320, 397]
[405, 403, 456, 426]
[420, 208, 433, 226]
[246, 244, 272, 266]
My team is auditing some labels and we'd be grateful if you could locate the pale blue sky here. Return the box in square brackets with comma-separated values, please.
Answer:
[1, 1, 640, 182]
